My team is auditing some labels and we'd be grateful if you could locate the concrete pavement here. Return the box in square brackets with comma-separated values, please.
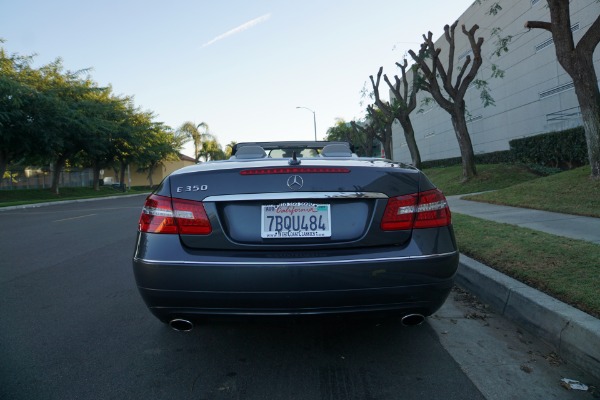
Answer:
[447, 195, 600, 382]
[447, 195, 600, 244]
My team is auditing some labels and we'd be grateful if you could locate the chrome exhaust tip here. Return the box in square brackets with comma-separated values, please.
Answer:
[401, 314, 425, 326]
[169, 319, 193, 332]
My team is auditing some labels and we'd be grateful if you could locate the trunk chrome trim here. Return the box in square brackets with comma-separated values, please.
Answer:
[134, 251, 458, 267]
[203, 192, 388, 202]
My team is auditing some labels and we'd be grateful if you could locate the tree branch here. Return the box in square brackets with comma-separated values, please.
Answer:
[524, 20, 552, 32]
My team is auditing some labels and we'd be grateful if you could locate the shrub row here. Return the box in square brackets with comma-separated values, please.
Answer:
[419, 150, 512, 169]
[509, 127, 588, 169]
[419, 127, 588, 170]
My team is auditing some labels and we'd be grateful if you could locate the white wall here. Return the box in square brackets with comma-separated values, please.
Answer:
[392, 0, 600, 163]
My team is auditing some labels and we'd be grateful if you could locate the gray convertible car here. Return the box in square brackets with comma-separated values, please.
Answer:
[133, 141, 458, 331]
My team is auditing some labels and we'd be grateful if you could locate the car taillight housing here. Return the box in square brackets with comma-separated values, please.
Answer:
[138, 194, 212, 235]
[381, 189, 451, 231]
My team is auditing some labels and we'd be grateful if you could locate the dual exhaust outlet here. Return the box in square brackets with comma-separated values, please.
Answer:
[168, 314, 425, 332]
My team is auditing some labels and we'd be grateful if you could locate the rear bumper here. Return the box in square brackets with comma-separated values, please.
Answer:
[132, 233, 459, 322]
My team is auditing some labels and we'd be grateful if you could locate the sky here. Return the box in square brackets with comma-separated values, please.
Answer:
[1, 0, 474, 157]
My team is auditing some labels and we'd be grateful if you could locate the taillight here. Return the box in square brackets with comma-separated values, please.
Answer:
[381, 189, 451, 231]
[138, 194, 212, 235]
[413, 189, 451, 228]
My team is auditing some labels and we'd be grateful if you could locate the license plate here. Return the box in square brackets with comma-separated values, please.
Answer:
[261, 203, 331, 238]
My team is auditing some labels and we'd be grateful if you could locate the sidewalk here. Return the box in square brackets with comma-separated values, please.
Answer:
[447, 195, 600, 381]
[447, 195, 600, 244]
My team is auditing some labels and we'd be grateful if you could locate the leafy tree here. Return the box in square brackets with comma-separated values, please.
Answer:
[26, 60, 106, 194]
[525, 1, 600, 179]
[81, 93, 132, 190]
[326, 118, 375, 157]
[370, 64, 422, 167]
[350, 119, 380, 157]
[112, 103, 156, 188]
[0, 46, 48, 180]
[409, 22, 488, 180]
[136, 123, 184, 187]
[178, 121, 213, 162]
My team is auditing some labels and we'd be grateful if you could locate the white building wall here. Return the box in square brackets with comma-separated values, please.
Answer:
[392, 0, 600, 164]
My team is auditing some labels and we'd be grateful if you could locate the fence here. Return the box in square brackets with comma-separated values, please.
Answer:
[1, 168, 95, 190]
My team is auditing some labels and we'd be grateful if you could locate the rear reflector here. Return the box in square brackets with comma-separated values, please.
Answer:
[381, 189, 451, 231]
[241, 167, 350, 175]
[139, 194, 212, 235]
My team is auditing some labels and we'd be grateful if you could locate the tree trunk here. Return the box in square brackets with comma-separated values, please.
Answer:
[451, 110, 477, 180]
[570, 61, 600, 178]
[119, 161, 127, 191]
[0, 152, 8, 187]
[92, 160, 101, 191]
[50, 156, 67, 195]
[398, 117, 422, 168]
[147, 165, 155, 188]
[384, 126, 394, 160]
[578, 90, 600, 178]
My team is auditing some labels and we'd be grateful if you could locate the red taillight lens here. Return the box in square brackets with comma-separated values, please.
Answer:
[138, 194, 212, 235]
[381, 189, 451, 231]
[380, 193, 418, 231]
[413, 189, 451, 228]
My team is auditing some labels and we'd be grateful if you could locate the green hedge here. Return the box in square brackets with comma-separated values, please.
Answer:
[509, 127, 588, 169]
[418, 127, 588, 170]
[420, 150, 513, 169]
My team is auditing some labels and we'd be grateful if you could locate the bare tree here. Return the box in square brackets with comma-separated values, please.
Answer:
[370, 63, 422, 167]
[525, 1, 600, 179]
[409, 22, 485, 180]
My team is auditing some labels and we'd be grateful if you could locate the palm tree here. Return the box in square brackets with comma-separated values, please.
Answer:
[177, 121, 213, 162]
[199, 139, 226, 161]
[224, 141, 237, 158]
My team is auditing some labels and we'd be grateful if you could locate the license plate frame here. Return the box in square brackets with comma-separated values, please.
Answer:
[261, 202, 331, 239]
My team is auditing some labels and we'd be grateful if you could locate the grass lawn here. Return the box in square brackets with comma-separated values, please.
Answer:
[463, 166, 600, 218]
[422, 163, 541, 196]
[0, 186, 150, 207]
[453, 213, 600, 318]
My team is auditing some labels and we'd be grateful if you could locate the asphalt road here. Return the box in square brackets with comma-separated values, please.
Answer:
[0, 197, 593, 399]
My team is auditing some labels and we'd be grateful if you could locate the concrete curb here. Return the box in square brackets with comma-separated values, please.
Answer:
[456, 254, 600, 381]
[0, 193, 148, 212]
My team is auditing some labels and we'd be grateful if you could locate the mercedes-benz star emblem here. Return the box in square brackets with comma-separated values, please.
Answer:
[287, 175, 304, 190]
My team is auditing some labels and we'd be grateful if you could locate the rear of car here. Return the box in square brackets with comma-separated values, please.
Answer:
[132, 142, 458, 329]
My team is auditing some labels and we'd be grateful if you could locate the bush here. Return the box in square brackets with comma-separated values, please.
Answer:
[509, 127, 588, 169]
[419, 127, 587, 171]
[419, 150, 512, 169]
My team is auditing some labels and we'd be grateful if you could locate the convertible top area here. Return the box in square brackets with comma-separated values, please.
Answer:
[231, 141, 356, 159]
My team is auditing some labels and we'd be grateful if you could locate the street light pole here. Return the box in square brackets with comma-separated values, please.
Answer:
[296, 106, 317, 141]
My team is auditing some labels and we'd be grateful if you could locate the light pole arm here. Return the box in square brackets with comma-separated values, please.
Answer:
[296, 106, 317, 141]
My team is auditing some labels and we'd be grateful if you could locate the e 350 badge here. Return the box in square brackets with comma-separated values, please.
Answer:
[176, 185, 208, 193]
